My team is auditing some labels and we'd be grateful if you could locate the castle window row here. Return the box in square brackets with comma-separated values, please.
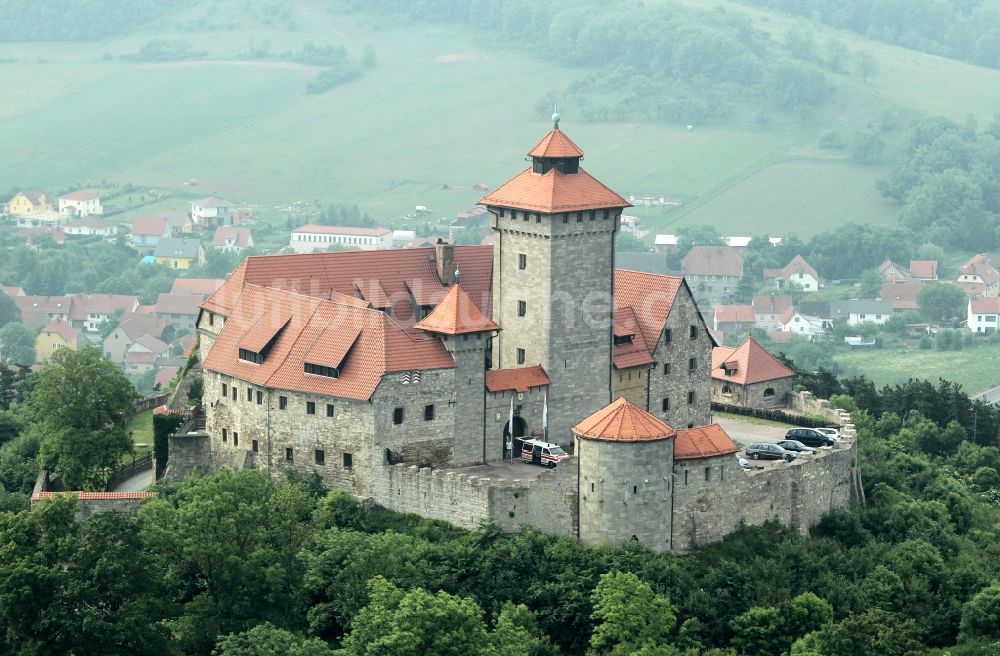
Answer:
[392, 404, 435, 425]
[220, 380, 342, 419]
[660, 391, 697, 411]
[498, 208, 612, 222]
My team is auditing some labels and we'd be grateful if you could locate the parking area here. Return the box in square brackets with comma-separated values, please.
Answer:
[716, 416, 837, 471]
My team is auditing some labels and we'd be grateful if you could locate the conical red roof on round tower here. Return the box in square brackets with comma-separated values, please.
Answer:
[573, 397, 675, 442]
[413, 283, 500, 335]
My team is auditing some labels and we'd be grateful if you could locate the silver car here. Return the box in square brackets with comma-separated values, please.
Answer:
[745, 442, 796, 462]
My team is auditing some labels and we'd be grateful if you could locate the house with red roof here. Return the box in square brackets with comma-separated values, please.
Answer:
[713, 304, 755, 334]
[909, 259, 938, 281]
[880, 279, 925, 311]
[289, 224, 392, 253]
[955, 254, 999, 297]
[57, 190, 102, 217]
[68, 293, 140, 333]
[763, 255, 821, 292]
[968, 296, 1000, 334]
[102, 313, 170, 363]
[681, 245, 744, 301]
[191, 198, 238, 227]
[711, 336, 795, 408]
[212, 226, 254, 253]
[170, 278, 224, 297]
[36, 318, 86, 362]
[130, 216, 172, 248]
[751, 294, 793, 331]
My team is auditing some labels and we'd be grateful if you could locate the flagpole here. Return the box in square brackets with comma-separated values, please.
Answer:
[508, 396, 514, 463]
[542, 392, 548, 442]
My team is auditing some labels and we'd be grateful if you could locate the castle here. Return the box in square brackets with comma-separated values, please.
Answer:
[177, 120, 862, 552]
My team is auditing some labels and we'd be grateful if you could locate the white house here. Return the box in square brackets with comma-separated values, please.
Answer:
[191, 197, 237, 227]
[62, 217, 117, 237]
[289, 224, 393, 253]
[969, 297, 1000, 334]
[58, 191, 103, 217]
[764, 255, 821, 293]
[779, 308, 829, 339]
[831, 299, 894, 326]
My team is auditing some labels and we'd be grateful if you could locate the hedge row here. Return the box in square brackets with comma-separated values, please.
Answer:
[711, 402, 833, 428]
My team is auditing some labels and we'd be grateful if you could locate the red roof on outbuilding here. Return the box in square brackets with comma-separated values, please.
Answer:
[486, 365, 550, 393]
[674, 424, 739, 460]
[414, 284, 500, 335]
[573, 397, 675, 443]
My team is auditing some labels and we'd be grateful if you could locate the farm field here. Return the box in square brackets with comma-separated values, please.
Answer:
[833, 343, 1000, 395]
[3, 0, 1000, 233]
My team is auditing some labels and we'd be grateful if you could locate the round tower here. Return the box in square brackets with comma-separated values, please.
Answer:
[573, 397, 675, 552]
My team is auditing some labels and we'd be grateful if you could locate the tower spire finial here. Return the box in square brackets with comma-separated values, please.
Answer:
[552, 101, 560, 129]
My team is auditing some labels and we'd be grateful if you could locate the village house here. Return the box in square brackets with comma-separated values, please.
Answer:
[152, 293, 202, 332]
[131, 217, 172, 248]
[289, 224, 393, 253]
[191, 198, 238, 227]
[57, 191, 103, 217]
[13, 296, 73, 330]
[62, 217, 117, 237]
[124, 335, 169, 374]
[711, 335, 795, 408]
[212, 226, 254, 253]
[8, 189, 49, 215]
[0, 286, 24, 298]
[752, 294, 793, 332]
[36, 318, 86, 362]
[829, 299, 894, 326]
[17, 227, 66, 245]
[876, 258, 912, 282]
[955, 254, 1000, 297]
[155, 366, 180, 390]
[69, 293, 140, 333]
[880, 279, 924, 312]
[170, 278, 224, 297]
[154, 238, 205, 269]
[713, 304, 755, 334]
[968, 297, 1000, 334]
[764, 255, 821, 292]
[779, 308, 830, 339]
[102, 313, 169, 363]
[653, 234, 678, 253]
[909, 259, 938, 281]
[681, 245, 743, 301]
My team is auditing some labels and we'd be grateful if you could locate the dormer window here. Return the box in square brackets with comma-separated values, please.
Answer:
[304, 362, 340, 378]
[613, 334, 633, 346]
[239, 348, 264, 364]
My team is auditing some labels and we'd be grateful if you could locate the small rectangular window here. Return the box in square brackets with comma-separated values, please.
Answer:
[602, 209, 610, 220]
[252, 439, 258, 453]
[689, 357, 697, 371]
[517, 300, 526, 317]
[424, 404, 435, 421]
[315, 449, 325, 465]
[233, 432, 239, 447]
[285, 447, 293, 462]
[705, 467, 711, 482]
[662, 398, 669, 411]
[326, 403, 335, 418]
[562, 215, 568, 224]
[576, 212, 583, 222]
[688, 391, 695, 405]
[343, 452, 353, 468]
[690, 325, 697, 339]
[664, 328, 671, 343]
[306, 401, 316, 415]
[279, 396, 287, 410]
[246, 387, 252, 401]
[516, 348, 526, 365]
[518, 253, 527, 270]
[222, 428, 228, 443]
[663, 363, 670, 375]
[221, 383, 227, 396]
[256, 391, 263, 405]
[393, 407, 404, 424]
[231, 387, 237, 401]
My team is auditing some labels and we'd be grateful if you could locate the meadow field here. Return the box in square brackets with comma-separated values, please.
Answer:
[833, 343, 1000, 395]
[3, 0, 1000, 233]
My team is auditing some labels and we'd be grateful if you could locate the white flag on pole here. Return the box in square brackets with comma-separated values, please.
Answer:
[542, 392, 548, 431]
[508, 397, 515, 461]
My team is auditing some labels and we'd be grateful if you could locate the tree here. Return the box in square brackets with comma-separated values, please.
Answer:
[491, 602, 558, 656]
[960, 584, 1000, 641]
[851, 128, 885, 163]
[0, 322, 36, 365]
[31, 346, 137, 489]
[214, 623, 334, 656]
[916, 283, 966, 322]
[589, 571, 676, 655]
[791, 610, 923, 656]
[856, 50, 879, 82]
[616, 231, 649, 253]
[729, 606, 785, 655]
[0, 292, 21, 329]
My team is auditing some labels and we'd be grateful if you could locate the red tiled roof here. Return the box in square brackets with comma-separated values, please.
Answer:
[612, 306, 656, 368]
[674, 424, 739, 460]
[116, 313, 169, 341]
[573, 397, 675, 442]
[41, 318, 79, 343]
[155, 366, 180, 389]
[14, 188, 46, 204]
[126, 351, 157, 364]
[204, 284, 455, 401]
[480, 167, 630, 213]
[59, 190, 98, 201]
[18, 227, 65, 242]
[715, 304, 755, 324]
[202, 246, 493, 335]
[32, 491, 156, 501]
[69, 293, 138, 319]
[909, 260, 937, 279]
[527, 128, 584, 158]
[970, 297, 1000, 313]
[752, 294, 793, 316]
[681, 246, 743, 277]
[711, 336, 794, 385]
[132, 216, 169, 236]
[292, 224, 391, 237]
[154, 293, 203, 316]
[414, 284, 500, 335]
[213, 226, 253, 248]
[171, 278, 224, 297]
[614, 270, 684, 368]
[485, 365, 549, 393]
[959, 254, 1000, 285]
[880, 280, 924, 310]
[354, 279, 391, 309]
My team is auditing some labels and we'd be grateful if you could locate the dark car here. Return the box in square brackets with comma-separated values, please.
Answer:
[745, 442, 796, 462]
[777, 439, 816, 455]
[784, 427, 835, 448]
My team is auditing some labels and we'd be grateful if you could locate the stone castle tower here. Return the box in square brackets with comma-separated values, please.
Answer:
[481, 117, 632, 442]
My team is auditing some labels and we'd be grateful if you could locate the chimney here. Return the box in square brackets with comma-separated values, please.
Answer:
[435, 239, 455, 286]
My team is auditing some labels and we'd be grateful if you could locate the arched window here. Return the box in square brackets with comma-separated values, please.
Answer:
[763, 387, 775, 398]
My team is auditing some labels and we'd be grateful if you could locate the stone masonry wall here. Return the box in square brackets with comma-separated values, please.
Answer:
[789, 390, 852, 425]
[163, 431, 212, 482]
[612, 366, 649, 407]
[442, 332, 488, 467]
[671, 438, 858, 551]
[712, 378, 794, 409]
[374, 464, 493, 529]
[489, 462, 578, 537]
[648, 285, 713, 429]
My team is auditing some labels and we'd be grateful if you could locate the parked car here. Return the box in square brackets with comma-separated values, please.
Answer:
[745, 442, 796, 462]
[777, 439, 816, 455]
[519, 439, 569, 468]
[737, 455, 751, 469]
[816, 427, 840, 442]
[784, 427, 835, 448]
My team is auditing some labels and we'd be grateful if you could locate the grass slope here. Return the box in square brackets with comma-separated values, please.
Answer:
[834, 343, 1000, 395]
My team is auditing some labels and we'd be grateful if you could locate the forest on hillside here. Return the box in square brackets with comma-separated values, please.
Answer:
[3, 362, 1000, 654]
